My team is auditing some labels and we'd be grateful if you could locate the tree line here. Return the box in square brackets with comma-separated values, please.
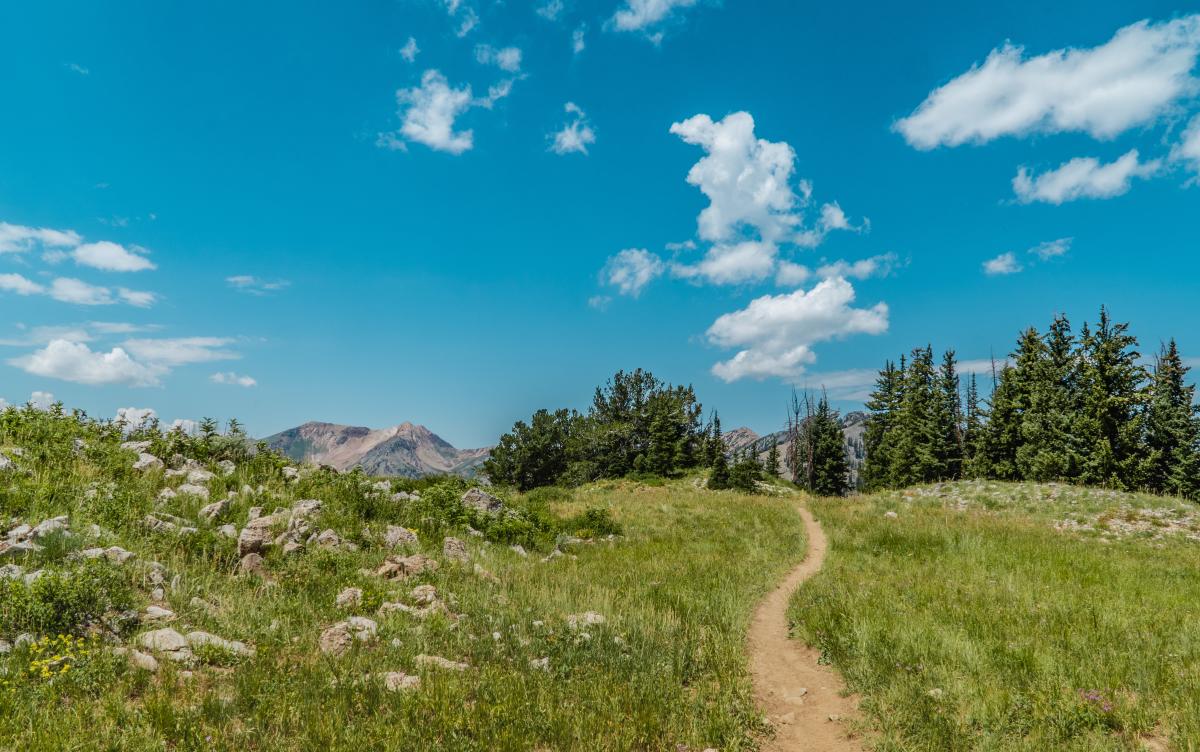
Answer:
[862, 307, 1200, 499]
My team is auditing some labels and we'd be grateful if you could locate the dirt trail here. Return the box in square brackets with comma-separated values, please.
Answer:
[748, 506, 862, 752]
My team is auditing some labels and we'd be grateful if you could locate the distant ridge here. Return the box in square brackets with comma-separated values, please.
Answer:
[725, 411, 868, 485]
[262, 421, 490, 478]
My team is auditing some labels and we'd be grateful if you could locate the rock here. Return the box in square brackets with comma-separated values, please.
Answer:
[238, 553, 266, 576]
[383, 525, 419, 549]
[0, 563, 22, 579]
[410, 584, 438, 605]
[238, 525, 273, 557]
[0, 640, 9, 654]
[391, 491, 420, 502]
[566, 611, 606, 630]
[884, 510, 899, 520]
[382, 671, 421, 692]
[414, 654, 469, 672]
[186, 468, 215, 484]
[199, 499, 229, 521]
[144, 514, 197, 535]
[510, 544, 528, 557]
[0, 540, 41, 559]
[282, 541, 303, 555]
[177, 483, 210, 501]
[292, 499, 323, 518]
[72, 438, 87, 454]
[281, 467, 299, 481]
[121, 440, 153, 452]
[314, 529, 343, 549]
[138, 628, 191, 654]
[141, 605, 176, 623]
[151, 587, 166, 601]
[5, 523, 32, 541]
[336, 587, 363, 608]
[32, 516, 69, 539]
[443, 537, 469, 563]
[186, 631, 254, 657]
[216, 460, 237, 476]
[104, 546, 136, 564]
[157, 488, 177, 502]
[461, 488, 504, 514]
[0, 454, 12, 472]
[346, 616, 378, 638]
[319, 617, 377, 655]
[133, 453, 163, 471]
[127, 649, 159, 672]
[374, 554, 438, 580]
[218, 524, 237, 539]
[467, 526, 484, 538]
[247, 506, 263, 521]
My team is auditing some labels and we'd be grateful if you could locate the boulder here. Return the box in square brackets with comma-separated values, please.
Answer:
[383, 525, 419, 549]
[32, 516, 69, 539]
[336, 587, 363, 608]
[238, 525, 273, 557]
[414, 654, 469, 672]
[0, 454, 13, 472]
[141, 605, 176, 623]
[138, 628, 191, 658]
[186, 631, 254, 657]
[319, 617, 377, 655]
[133, 453, 163, 472]
[410, 584, 438, 605]
[157, 488, 177, 502]
[186, 468, 215, 484]
[374, 554, 438, 580]
[292, 499, 323, 518]
[237, 553, 266, 576]
[461, 488, 504, 514]
[443, 537, 470, 563]
[177, 483, 210, 501]
[199, 499, 230, 522]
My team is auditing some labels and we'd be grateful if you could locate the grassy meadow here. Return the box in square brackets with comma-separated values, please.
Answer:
[0, 407, 805, 751]
[791, 481, 1200, 751]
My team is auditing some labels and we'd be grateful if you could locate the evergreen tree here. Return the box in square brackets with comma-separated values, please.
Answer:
[1143, 339, 1200, 499]
[707, 412, 724, 467]
[934, 349, 965, 479]
[1076, 308, 1147, 489]
[809, 394, 849, 496]
[891, 346, 941, 486]
[982, 358, 1024, 481]
[861, 360, 903, 490]
[765, 440, 781, 478]
[1016, 316, 1081, 481]
[707, 446, 731, 489]
[963, 372, 988, 478]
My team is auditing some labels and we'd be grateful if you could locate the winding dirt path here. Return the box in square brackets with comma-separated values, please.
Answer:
[748, 506, 862, 752]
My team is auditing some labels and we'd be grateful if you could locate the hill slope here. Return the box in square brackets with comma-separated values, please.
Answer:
[263, 421, 489, 478]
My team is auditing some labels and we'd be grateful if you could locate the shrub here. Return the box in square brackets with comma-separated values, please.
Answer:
[0, 560, 135, 637]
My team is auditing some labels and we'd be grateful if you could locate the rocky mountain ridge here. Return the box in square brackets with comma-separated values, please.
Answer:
[263, 421, 490, 478]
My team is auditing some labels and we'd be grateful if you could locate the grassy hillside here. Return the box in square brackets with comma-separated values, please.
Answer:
[791, 481, 1200, 751]
[0, 407, 804, 751]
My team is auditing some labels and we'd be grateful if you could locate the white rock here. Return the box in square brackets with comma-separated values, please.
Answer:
[383, 525, 419, 549]
[336, 587, 363, 608]
[142, 605, 176, 623]
[443, 537, 469, 562]
[177, 483, 210, 501]
[187, 468, 215, 484]
[566, 611, 606, 630]
[186, 630, 254, 657]
[133, 453, 163, 471]
[138, 628, 190, 653]
[414, 654, 469, 672]
[382, 671, 421, 692]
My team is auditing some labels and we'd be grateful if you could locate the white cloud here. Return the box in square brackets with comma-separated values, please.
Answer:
[29, 391, 55, 410]
[958, 358, 1011, 376]
[381, 70, 511, 154]
[0, 222, 81, 254]
[117, 288, 157, 307]
[613, 0, 697, 32]
[815, 253, 901, 280]
[71, 241, 155, 272]
[122, 337, 237, 367]
[50, 278, 115, 305]
[0, 273, 45, 296]
[226, 275, 290, 295]
[1013, 149, 1161, 203]
[0, 397, 7, 410]
[456, 8, 479, 37]
[10, 340, 164, 386]
[983, 252, 1022, 276]
[573, 26, 586, 54]
[549, 102, 596, 155]
[896, 15, 1200, 149]
[1171, 112, 1200, 175]
[536, 0, 563, 20]
[601, 248, 664, 297]
[672, 241, 778, 285]
[475, 45, 522, 72]
[400, 37, 419, 63]
[1029, 237, 1072, 260]
[65, 62, 89, 76]
[706, 277, 889, 382]
[587, 295, 611, 311]
[115, 406, 157, 430]
[170, 418, 200, 435]
[793, 368, 882, 401]
[210, 371, 257, 387]
[775, 261, 812, 287]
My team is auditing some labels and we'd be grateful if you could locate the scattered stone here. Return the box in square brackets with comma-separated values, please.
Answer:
[0, 640, 9, 654]
[137, 628, 193, 662]
[0, 454, 12, 472]
[247, 506, 263, 521]
[141, 605, 176, 623]
[410, 584, 438, 605]
[177, 483, 211, 501]
[157, 488, 177, 502]
[216, 460, 237, 476]
[0, 563, 22, 579]
[461, 488, 504, 514]
[186, 468, 215, 484]
[186, 631, 254, 657]
[292, 499, 323, 518]
[113, 647, 159, 672]
[414, 654, 469, 672]
[391, 491, 420, 502]
[566, 611, 606, 630]
[72, 438, 87, 454]
[510, 544, 528, 557]
[281, 467, 299, 481]
[238, 553, 266, 576]
[336, 587, 363, 608]
[319, 617, 377, 655]
[32, 516, 69, 539]
[381, 671, 421, 692]
[133, 453, 163, 471]
[238, 525, 273, 557]
[218, 524, 237, 539]
[383, 525, 419, 549]
[199, 499, 230, 521]
[121, 440, 153, 452]
[443, 537, 469, 563]
[151, 587, 166, 602]
[374, 553, 439, 580]
[144, 514, 197, 535]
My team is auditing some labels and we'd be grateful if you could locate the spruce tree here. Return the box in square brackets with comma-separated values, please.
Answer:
[708, 446, 731, 489]
[765, 440, 781, 478]
[891, 346, 940, 486]
[1143, 339, 1200, 499]
[1076, 307, 1147, 489]
[963, 372, 988, 477]
[981, 360, 1023, 480]
[809, 394, 849, 496]
[934, 349, 965, 480]
[1016, 316, 1081, 481]
[861, 360, 903, 490]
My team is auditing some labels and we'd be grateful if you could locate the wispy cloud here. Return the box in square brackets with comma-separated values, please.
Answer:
[226, 275, 290, 295]
[548, 102, 596, 155]
[210, 371, 258, 387]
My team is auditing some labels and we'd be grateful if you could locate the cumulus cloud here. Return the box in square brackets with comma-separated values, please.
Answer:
[573, 26, 586, 54]
[671, 241, 777, 285]
[0, 273, 45, 296]
[706, 277, 889, 382]
[380, 70, 512, 154]
[10, 340, 164, 386]
[549, 102, 596, 155]
[613, 0, 697, 32]
[115, 406, 157, 430]
[601, 249, 664, 297]
[1013, 149, 1161, 203]
[1029, 237, 1073, 260]
[400, 37, 419, 63]
[475, 44, 522, 72]
[536, 0, 563, 20]
[210, 371, 257, 387]
[983, 252, 1022, 276]
[226, 275, 290, 295]
[775, 261, 812, 287]
[71, 241, 155, 272]
[896, 15, 1200, 149]
[29, 391, 55, 410]
[1171, 113, 1200, 175]
[815, 253, 901, 280]
[0, 222, 81, 254]
[170, 418, 200, 435]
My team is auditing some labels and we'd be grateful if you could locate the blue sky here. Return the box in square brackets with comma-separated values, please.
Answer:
[1, 0, 1199, 447]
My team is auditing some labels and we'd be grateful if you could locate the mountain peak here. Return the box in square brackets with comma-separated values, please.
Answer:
[262, 420, 489, 478]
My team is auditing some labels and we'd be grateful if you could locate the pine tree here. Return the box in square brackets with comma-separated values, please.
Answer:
[963, 372, 988, 477]
[707, 446, 731, 489]
[1016, 316, 1081, 481]
[809, 394, 849, 496]
[1077, 307, 1147, 489]
[891, 346, 940, 486]
[981, 359, 1022, 480]
[1143, 339, 1200, 499]
[861, 360, 903, 490]
[934, 349, 965, 480]
[707, 412, 724, 467]
[765, 440, 781, 478]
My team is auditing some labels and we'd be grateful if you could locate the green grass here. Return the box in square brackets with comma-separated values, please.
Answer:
[790, 481, 1200, 751]
[0, 407, 806, 751]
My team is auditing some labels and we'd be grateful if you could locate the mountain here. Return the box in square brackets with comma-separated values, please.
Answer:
[725, 411, 869, 487]
[262, 421, 490, 478]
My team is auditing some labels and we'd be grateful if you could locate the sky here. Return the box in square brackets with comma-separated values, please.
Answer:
[1, 0, 1199, 448]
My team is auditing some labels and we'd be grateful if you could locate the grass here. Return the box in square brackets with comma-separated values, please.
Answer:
[790, 480, 1200, 751]
[0, 406, 806, 751]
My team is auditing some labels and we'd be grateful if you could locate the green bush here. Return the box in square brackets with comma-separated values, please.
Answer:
[0, 560, 135, 637]
[559, 507, 622, 539]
